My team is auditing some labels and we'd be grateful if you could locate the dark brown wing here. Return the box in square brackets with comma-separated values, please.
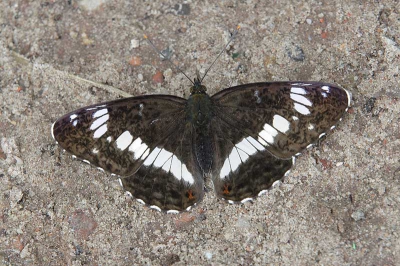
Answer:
[210, 82, 350, 201]
[52, 95, 203, 212]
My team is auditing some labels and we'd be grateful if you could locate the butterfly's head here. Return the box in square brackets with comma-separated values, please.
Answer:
[190, 77, 207, 95]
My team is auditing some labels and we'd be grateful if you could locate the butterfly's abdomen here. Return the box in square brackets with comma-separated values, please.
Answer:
[186, 93, 214, 175]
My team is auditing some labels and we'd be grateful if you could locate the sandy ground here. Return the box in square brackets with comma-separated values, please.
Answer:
[1, 0, 399, 265]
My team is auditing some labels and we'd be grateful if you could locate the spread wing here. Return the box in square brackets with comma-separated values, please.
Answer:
[210, 82, 350, 201]
[52, 95, 203, 212]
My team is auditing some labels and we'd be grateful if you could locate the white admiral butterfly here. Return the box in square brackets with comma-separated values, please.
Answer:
[51, 28, 351, 212]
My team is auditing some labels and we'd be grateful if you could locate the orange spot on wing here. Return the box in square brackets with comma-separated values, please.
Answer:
[186, 189, 195, 200]
[223, 184, 230, 195]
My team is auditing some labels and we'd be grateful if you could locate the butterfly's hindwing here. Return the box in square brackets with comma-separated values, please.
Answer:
[52, 95, 203, 211]
[120, 122, 204, 211]
[211, 116, 292, 201]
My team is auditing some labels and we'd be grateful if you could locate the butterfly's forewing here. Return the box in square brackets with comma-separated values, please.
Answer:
[52, 96, 203, 211]
[210, 82, 350, 201]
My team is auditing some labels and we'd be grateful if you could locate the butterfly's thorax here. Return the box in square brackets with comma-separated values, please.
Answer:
[186, 92, 214, 130]
[186, 84, 214, 175]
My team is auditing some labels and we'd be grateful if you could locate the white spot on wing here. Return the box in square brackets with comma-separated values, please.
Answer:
[236, 138, 257, 156]
[90, 114, 109, 130]
[321, 85, 330, 92]
[161, 156, 173, 173]
[129, 138, 142, 152]
[228, 147, 241, 172]
[241, 198, 253, 203]
[273, 115, 290, 133]
[259, 123, 278, 144]
[257, 136, 268, 146]
[293, 103, 311, 115]
[137, 199, 145, 205]
[264, 123, 279, 136]
[167, 210, 180, 214]
[290, 87, 307, 95]
[259, 130, 274, 144]
[150, 205, 162, 212]
[138, 103, 144, 116]
[70, 114, 78, 120]
[51, 122, 56, 140]
[93, 124, 107, 138]
[258, 190, 268, 196]
[181, 164, 194, 184]
[106, 136, 112, 142]
[220, 158, 231, 179]
[344, 88, 352, 107]
[236, 148, 249, 163]
[143, 147, 161, 166]
[247, 136, 265, 150]
[116, 131, 134, 150]
[308, 124, 314, 130]
[153, 149, 173, 168]
[93, 108, 108, 118]
[290, 94, 312, 106]
[170, 155, 182, 182]
[272, 180, 281, 187]
[254, 90, 262, 104]
[134, 145, 149, 160]
[142, 148, 150, 159]
[129, 138, 150, 159]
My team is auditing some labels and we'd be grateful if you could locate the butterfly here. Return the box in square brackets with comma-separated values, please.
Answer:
[52, 76, 351, 212]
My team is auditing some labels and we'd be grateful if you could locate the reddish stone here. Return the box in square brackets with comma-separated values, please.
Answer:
[68, 209, 97, 240]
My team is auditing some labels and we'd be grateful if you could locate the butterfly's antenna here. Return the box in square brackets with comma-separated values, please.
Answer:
[200, 25, 240, 83]
[143, 34, 195, 85]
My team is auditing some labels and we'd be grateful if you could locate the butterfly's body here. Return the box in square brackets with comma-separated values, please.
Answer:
[52, 81, 351, 212]
[186, 83, 215, 175]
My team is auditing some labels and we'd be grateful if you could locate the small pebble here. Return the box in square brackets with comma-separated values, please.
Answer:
[306, 18, 312, 25]
[204, 251, 213, 260]
[351, 210, 365, 221]
[152, 71, 164, 84]
[163, 68, 173, 81]
[129, 56, 142, 66]
[130, 39, 140, 49]
[9, 187, 23, 209]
